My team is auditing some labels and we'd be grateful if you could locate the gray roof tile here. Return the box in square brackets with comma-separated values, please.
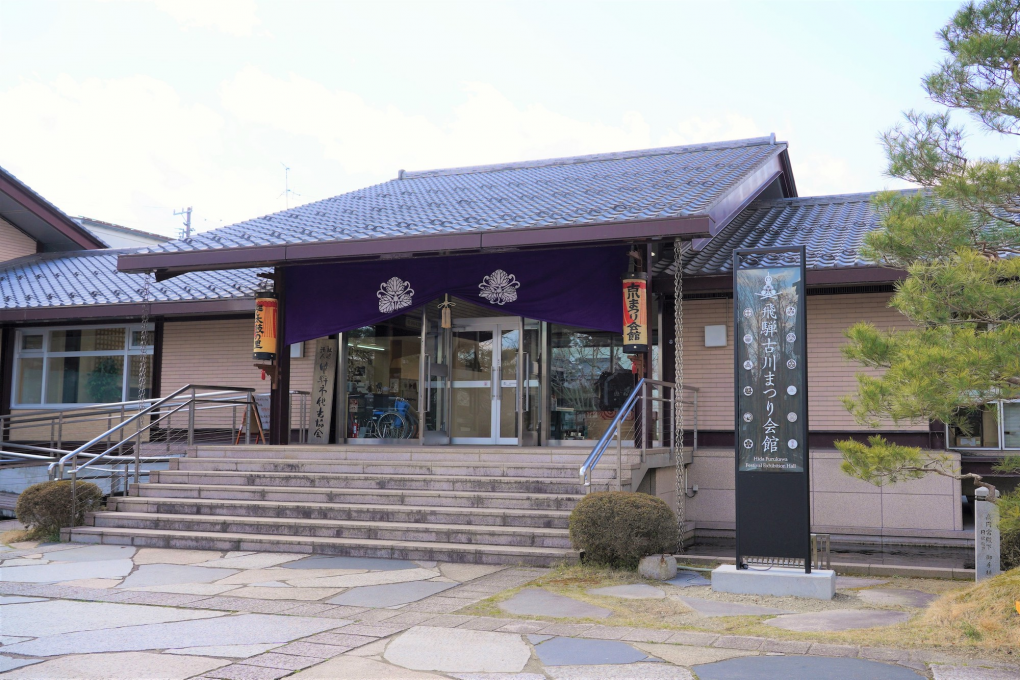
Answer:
[138, 138, 787, 254]
[677, 191, 914, 276]
[0, 249, 264, 310]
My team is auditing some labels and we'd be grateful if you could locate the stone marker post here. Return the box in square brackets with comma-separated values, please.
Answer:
[974, 487, 1000, 581]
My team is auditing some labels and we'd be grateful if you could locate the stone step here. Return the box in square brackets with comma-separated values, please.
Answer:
[87, 512, 573, 549]
[170, 458, 617, 480]
[132, 483, 586, 511]
[108, 496, 571, 528]
[192, 445, 641, 466]
[149, 470, 593, 495]
[66, 526, 578, 567]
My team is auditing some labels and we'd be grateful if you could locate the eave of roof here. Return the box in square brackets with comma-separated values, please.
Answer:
[0, 166, 106, 251]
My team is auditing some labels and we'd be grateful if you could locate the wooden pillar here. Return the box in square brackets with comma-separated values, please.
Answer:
[150, 318, 164, 399]
[269, 268, 291, 445]
[0, 326, 14, 441]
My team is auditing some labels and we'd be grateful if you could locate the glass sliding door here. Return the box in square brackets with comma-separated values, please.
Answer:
[451, 326, 496, 443]
[450, 317, 526, 445]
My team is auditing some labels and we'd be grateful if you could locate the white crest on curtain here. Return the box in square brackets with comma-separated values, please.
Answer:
[478, 269, 520, 305]
[377, 277, 414, 313]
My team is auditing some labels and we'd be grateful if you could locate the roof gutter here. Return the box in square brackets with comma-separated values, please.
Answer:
[0, 298, 255, 323]
[117, 214, 715, 278]
[652, 266, 906, 295]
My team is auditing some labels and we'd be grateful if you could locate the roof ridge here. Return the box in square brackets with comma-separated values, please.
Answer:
[401, 136, 783, 180]
[750, 188, 922, 207]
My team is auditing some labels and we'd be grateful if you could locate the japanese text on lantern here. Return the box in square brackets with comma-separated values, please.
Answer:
[735, 267, 805, 473]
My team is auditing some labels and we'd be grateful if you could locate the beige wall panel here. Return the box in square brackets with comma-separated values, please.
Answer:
[161, 319, 315, 431]
[679, 447, 963, 538]
[0, 218, 37, 263]
[679, 293, 925, 432]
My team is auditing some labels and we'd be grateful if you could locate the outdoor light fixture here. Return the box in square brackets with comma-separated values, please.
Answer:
[253, 291, 278, 361]
[622, 272, 648, 354]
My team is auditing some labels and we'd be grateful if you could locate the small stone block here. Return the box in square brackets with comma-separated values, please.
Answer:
[859, 647, 909, 662]
[808, 643, 859, 657]
[621, 629, 675, 643]
[665, 631, 721, 646]
[711, 565, 836, 600]
[243, 652, 326, 670]
[305, 632, 385, 648]
[459, 617, 516, 631]
[762, 639, 812, 654]
[206, 664, 293, 680]
[712, 636, 765, 650]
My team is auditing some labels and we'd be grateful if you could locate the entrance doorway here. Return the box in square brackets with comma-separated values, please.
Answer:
[444, 317, 539, 445]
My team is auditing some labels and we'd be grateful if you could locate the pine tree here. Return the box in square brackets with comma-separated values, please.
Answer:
[837, 0, 1020, 499]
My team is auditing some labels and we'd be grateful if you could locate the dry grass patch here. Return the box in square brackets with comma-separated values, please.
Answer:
[921, 567, 1020, 652]
[463, 563, 1020, 663]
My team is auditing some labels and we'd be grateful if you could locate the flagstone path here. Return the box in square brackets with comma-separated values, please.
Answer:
[0, 541, 1015, 679]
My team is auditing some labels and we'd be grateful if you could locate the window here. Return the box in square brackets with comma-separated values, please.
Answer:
[13, 324, 154, 407]
[950, 401, 1020, 451]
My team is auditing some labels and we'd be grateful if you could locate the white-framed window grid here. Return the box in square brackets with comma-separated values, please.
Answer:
[12, 323, 154, 409]
[948, 399, 1020, 452]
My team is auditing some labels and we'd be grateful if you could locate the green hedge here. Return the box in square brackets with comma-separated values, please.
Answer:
[568, 491, 677, 569]
[15, 480, 103, 537]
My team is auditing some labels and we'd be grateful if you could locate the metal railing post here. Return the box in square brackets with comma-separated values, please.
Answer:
[245, 393, 252, 445]
[70, 453, 77, 538]
[188, 387, 196, 446]
[57, 412, 64, 451]
[614, 426, 623, 491]
[134, 410, 142, 485]
[641, 382, 647, 464]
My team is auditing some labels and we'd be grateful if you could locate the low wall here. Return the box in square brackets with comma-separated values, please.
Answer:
[651, 446, 965, 546]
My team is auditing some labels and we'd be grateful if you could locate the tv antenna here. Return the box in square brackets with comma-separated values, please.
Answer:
[174, 206, 193, 239]
[280, 163, 301, 209]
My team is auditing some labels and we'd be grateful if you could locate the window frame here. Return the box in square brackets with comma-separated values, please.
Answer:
[12, 323, 154, 409]
[948, 400, 1020, 452]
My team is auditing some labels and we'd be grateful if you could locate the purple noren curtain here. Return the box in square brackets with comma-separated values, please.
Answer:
[284, 246, 628, 345]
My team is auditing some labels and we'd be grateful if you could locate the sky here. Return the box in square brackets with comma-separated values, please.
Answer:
[0, 0, 1000, 239]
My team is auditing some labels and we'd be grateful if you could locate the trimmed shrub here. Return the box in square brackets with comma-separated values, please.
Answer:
[568, 491, 677, 569]
[15, 480, 103, 537]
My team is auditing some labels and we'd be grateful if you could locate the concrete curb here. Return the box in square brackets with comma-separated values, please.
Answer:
[674, 554, 976, 581]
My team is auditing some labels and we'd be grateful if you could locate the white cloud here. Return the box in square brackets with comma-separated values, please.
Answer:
[0, 74, 273, 235]
[218, 68, 655, 175]
[105, 0, 262, 36]
[0, 68, 799, 238]
[658, 113, 764, 146]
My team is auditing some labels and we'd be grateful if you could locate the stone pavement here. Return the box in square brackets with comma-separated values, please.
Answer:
[0, 542, 1016, 679]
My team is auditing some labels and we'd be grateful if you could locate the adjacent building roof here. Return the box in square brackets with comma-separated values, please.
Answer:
[118, 137, 795, 274]
[0, 248, 264, 321]
[675, 191, 910, 277]
[74, 217, 171, 249]
[0, 166, 106, 252]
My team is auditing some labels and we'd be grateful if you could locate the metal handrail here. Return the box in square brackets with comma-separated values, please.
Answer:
[50, 385, 257, 480]
[579, 378, 699, 491]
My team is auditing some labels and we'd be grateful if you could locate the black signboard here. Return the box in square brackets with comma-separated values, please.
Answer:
[733, 246, 811, 572]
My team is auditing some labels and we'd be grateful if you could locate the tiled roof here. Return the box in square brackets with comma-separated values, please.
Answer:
[0, 249, 264, 310]
[138, 138, 787, 254]
[677, 191, 914, 276]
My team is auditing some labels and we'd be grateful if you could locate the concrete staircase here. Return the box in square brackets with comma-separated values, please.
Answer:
[70, 445, 638, 566]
